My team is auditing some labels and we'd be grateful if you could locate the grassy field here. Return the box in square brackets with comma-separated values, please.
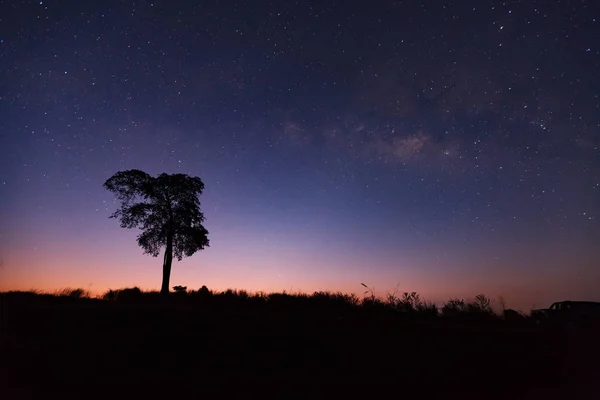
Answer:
[1, 288, 599, 399]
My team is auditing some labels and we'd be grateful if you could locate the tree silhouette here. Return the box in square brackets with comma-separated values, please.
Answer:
[104, 169, 209, 294]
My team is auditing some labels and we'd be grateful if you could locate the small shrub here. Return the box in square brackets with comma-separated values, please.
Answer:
[195, 285, 212, 297]
[416, 301, 439, 317]
[442, 298, 466, 316]
[172, 285, 187, 293]
[56, 288, 89, 298]
[461, 294, 496, 317]
[102, 289, 119, 301]
[361, 297, 386, 310]
[473, 294, 492, 313]
[398, 292, 421, 312]
[116, 287, 143, 301]
[268, 292, 292, 302]
[343, 293, 360, 307]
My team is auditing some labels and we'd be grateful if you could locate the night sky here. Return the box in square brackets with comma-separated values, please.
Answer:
[1, 0, 599, 310]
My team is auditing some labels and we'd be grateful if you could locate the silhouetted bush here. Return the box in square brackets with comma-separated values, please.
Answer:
[470, 294, 493, 314]
[172, 285, 187, 293]
[440, 295, 500, 321]
[119, 287, 143, 299]
[361, 297, 387, 313]
[189, 285, 212, 300]
[310, 291, 359, 309]
[198, 285, 211, 295]
[102, 289, 119, 301]
[56, 288, 90, 298]
[102, 287, 143, 301]
[441, 298, 467, 316]
[398, 291, 422, 312]
[416, 301, 439, 317]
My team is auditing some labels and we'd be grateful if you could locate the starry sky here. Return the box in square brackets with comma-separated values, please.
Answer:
[1, 0, 599, 310]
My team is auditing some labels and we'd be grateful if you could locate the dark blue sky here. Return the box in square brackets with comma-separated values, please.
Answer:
[1, 0, 599, 310]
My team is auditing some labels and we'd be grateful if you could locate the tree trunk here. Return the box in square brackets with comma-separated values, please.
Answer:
[160, 233, 173, 295]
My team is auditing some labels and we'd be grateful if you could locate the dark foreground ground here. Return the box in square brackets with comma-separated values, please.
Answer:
[1, 291, 599, 399]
